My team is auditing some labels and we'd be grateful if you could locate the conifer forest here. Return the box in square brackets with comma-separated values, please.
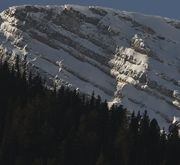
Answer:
[0, 58, 179, 165]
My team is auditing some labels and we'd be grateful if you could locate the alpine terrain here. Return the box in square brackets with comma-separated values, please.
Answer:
[0, 4, 179, 129]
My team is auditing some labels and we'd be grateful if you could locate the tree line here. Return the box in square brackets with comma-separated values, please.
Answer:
[0, 57, 179, 165]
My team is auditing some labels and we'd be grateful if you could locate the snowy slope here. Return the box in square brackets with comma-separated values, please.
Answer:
[0, 5, 179, 129]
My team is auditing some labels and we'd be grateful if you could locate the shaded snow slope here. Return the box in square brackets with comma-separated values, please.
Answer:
[0, 4, 179, 128]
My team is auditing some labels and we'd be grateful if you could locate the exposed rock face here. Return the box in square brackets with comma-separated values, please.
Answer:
[0, 5, 179, 128]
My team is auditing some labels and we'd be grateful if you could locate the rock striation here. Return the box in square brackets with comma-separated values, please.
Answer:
[0, 5, 179, 128]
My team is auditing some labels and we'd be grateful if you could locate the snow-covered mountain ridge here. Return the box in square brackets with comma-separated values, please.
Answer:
[0, 5, 179, 128]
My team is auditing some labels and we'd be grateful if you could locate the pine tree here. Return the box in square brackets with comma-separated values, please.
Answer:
[149, 119, 160, 165]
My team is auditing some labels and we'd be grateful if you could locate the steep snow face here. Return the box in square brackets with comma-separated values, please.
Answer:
[0, 5, 179, 128]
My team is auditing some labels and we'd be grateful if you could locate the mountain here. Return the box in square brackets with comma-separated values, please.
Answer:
[0, 4, 179, 129]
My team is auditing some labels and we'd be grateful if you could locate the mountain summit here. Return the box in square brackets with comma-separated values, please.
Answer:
[0, 5, 179, 128]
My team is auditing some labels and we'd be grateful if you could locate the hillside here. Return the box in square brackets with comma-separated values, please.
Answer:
[0, 4, 179, 128]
